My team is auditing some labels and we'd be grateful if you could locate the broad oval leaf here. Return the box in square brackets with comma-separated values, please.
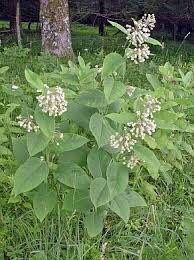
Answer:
[87, 147, 111, 178]
[33, 183, 57, 222]
[90, 177, 110, 208]
[12, 136, 29, 164]
[63, 189, 93, 212]
[34, 107, 55, 138]
[103, 77, 126, 104]
[84, 210, 105, 237]
[126, 189, 147, 207]
[55, 133, 89, 152]
[65, 101, 97, 130]
[134, 144, 160, 179]
[109, 192, 130, 223]
[25, 68, 44, 91]
[13, 157, 49, 196]
[75, 89, 107, 108]
[89, 113, 115, 147]
[106, 161, 129, 199]
[106, 112, 136, 124]
[108, 20, 128, 34]
[146, 74, 162, 90]
[27, 131, 50, 156]
[56, 162, 91, 189]
[146, 37, 163, 47]
[102, 53, 124, 79]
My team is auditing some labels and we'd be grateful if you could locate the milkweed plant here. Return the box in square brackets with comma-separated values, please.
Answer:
[3, 14, 194, 237]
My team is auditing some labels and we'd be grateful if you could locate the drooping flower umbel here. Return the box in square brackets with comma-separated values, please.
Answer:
[37, 86, 68, 117]
[110, 94, 161, 169]
[126, 14, 156, 64]
[17, 115, 39, 133]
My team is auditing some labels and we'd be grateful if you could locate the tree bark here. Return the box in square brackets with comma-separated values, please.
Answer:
[8, 0, 17, 32]
[40, 0, 73, 58]
[16, 0, 22, 47]
[99, 0, 105, 36]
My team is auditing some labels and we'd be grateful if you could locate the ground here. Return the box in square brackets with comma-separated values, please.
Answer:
[0, 22, 194, 259]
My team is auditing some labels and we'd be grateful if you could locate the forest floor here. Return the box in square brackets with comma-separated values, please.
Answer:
[0, 22, 194, 259]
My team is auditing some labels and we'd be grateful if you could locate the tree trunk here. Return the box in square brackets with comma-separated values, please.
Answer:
[9, 0, 17, 32]
[16, 0, 22, 47]
[40, 0, 73, 58]
[99, 0, 105, 36]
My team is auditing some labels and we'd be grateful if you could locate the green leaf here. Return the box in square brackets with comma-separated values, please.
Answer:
[59, 147, 88, 167]
[56, 162, 91, 190]
[89, 113, 115, 147]
[109, 193, 130, 223]
[87, 147, 111, 178]
[65, 101, 97, 130]
[144, 135, 157, 149]
[0, 66, 9, 74]
[34, 107, 55, 138]
[90, 177, 110, 208]
[102, 53, 124, 79]
[134, 144, 160, 179]
[106, 112, 136, 124]
[13, 157, 49, 196]
[146, 74, 161, 89]
[27, 131, 50, 156]
[84, 210, 104, 237]
[75, 89, 107, 108]
[33, 183, 57, 222]
[126, 190, 147, 207]
[108, 20, 128, 34]
[146, 37, 163, 47]
[25, 68, 44, 90]
[55, 133, 89, 152]
[106, 161, 128, 199]
[103, 78, 126, 104]
[12, 137, 29, 164]
[63, 189, 93, 212]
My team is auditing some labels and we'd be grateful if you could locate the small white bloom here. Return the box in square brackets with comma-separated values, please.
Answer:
[16, 115, 39, 133]
[126, 85, 136, 97]
[123, 154, 140, 169]
[11, 85, 19, 91]
[37, 86, 68, 117]
[128, 44, 151, 64]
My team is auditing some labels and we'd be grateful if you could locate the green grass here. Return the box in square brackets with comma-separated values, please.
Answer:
[0, 22, 194, 259]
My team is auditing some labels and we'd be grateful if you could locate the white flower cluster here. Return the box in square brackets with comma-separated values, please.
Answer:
[123, 154, 140, 169]
[126, 14, 156, 63]
[129, 44, 151, 64]
[37, 86, 68, 117]
[17, 115, 39, 133]
[126, 85, 136, 97]
[110, 132, 137, 154]
[128, 117, 156, 139]
[143, 95, 161, 117]
[110, 94, 160, 169]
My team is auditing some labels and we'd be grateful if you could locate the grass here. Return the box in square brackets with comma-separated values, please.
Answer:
[0, 22, 194, 259]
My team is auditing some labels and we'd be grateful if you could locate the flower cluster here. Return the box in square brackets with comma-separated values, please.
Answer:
[126, 85, 136, 97]
[129, 44, 151, 64]
[123, 154, 140, 169]
[143, 95, 161, 117]
[37, 86, 68, 117]
[17, 115, 39, 133]
[126, 14, 156, 63]
[128, 116, 156, 139]
[110, 132, 136, 154]
[110, 94, 160, 169]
